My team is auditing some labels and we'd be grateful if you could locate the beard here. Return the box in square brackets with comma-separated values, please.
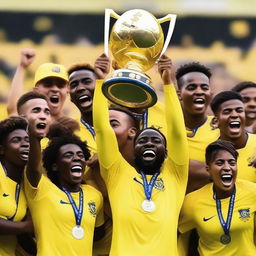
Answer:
[134, 153, 166, 175]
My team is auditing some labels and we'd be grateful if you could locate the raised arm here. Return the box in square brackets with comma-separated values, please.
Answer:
[158, 55, 188, 165]
[7, 48, 36, 116]
[26, 118, 43, 187]
[93, 54, 120, 169]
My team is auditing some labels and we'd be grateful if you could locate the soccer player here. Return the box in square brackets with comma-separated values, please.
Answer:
[176, 62, 219, 193]
[24, 118, 104, 256]
[232, 81, 256, 133]
[0, 116, 34, 256]
[179, 140, 256, 255]
[7, 48, 69, 120]
[211, 90, 256, 182]
[93, 54, 188, 255]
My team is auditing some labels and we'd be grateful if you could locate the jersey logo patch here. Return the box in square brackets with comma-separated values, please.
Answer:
[52, 66, 60, 73]
[238, 208, 250, 221]
[203, 216, 214, 222]
[2, 193, 9, 197]
[154, 178, 165, 190]
[88, 201, 96, 217]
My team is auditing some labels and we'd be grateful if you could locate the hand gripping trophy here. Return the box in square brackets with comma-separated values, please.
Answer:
[102, 9, 176, 108]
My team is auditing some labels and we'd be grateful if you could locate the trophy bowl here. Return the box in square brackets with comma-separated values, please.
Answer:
[102, 9, 176, 108]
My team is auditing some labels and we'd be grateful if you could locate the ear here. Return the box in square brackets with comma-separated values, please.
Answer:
[128, 127, 137, 139]
[52, 163, 58, 172]
[211, 116, 219, 129]
[177, 89, 182, 101]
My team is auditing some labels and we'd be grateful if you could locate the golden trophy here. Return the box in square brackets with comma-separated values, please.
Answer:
[102, 9, 176, 108]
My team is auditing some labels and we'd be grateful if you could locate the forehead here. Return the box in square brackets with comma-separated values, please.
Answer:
[218, 99, 244, 111]
[180, 72, 210, 87]
[69, 70, 96, 81]
[109, 109, 131, 121]
[6, 129, 28, 139]
[211, 150, 235, 161]
[59, 143, 82, 154]
[240, 87, 256, 97]
[21, 98, 49, 112]
[137, 129, 164, 140]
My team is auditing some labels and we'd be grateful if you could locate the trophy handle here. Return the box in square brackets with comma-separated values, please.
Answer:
[158, 14, 177, 56]
[104, 9, 120, 56]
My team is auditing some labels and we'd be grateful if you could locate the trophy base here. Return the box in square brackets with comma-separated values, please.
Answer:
[102, 69, 157, 108]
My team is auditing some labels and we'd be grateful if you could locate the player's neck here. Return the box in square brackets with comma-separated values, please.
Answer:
[220, 131, 247, 149]
[1, 160, 23, 183]
[213, 185, 235, 199]
[81, 112, 93, 127]
[184, 112, 207, 130]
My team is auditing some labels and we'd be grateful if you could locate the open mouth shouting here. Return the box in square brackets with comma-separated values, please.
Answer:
[142, 150, 156, 161]
[228, 121, 241, 133]
[49, 95, 60, 105]
[78, 94, 92, 108]
[220, 173, 233, 187]
[70, 165, 83, 178]
[20, 150, 29, 161]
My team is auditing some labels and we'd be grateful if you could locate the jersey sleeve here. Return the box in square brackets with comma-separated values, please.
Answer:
[178, 194, 196, 234]
[93, 80, 122, 182]
[24, 171, 51, 201]
[164, 84, 189, 166]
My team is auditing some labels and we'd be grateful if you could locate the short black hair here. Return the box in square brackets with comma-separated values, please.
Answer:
[17, 91, 48, 114]
[109, 104, 140, 130]
[232, 81, 256, 93]
[42, 135, 90, 186]
[176, 62, 211, 89]
[0, 116, 27, 145]
[205, 139, 238, 165]
[134, 126, 167, 147]
[68, 63, 96, 77]
[210, 90, 243, 114]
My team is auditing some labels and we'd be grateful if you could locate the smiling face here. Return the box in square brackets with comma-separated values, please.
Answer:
[54, 144, 86, 191]
[215, 99, 245, 140]
[134, 129, 166, 174]
[240, 87, 256, 121]
[19, 98, 52, 138]
[35, 77, 68, 118]
[207, 149, 237, 198]
[69, 70, 96, 115]
[179, 72, 212, 116]
[1, 129, 29, 168]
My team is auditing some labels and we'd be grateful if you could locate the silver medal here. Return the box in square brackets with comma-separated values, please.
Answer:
[72, 225, 84, 239]
[142, 200, 155, 212]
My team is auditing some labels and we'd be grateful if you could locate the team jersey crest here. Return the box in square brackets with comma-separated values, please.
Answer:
[88, 201, 96, 217]
[238, 208, 250, 221]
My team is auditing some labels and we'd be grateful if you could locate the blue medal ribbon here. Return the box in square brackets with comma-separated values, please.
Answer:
[81, 118, 95, 138]
[8, 184, 21, 221]
[215, 186, 236, 235]
[142, 109, 148, 129]
[62, 187, 84, 226]
[140, 171, 159, 200]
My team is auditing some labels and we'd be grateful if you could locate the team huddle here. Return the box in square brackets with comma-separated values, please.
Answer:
[0, 49, 256, 256]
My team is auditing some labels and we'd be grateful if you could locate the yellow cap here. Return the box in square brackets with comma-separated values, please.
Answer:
[34, 63, 69, 85]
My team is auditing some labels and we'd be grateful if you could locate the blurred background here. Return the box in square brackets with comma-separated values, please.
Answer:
[0, 0, 256, 117]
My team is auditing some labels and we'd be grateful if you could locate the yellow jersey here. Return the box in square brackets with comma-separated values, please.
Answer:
[179, 180, 256, 256]
[24, 173, 104, 256]
[94, 80, 189, 256]
[237, 133, 256, 182]
[0, 164, 27, 256]
[187, 116, 219, 162]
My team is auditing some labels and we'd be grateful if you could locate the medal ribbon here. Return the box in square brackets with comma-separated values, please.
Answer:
[62, 187, 84, 226]
[81, 118, 95, 138]
[142, 109, 148, 129]
[215, 186, 236, 235]
[8, 184, 21, 221]
[140, 171, 159, 200]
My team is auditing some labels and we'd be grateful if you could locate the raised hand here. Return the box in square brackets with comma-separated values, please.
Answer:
[94, 53, 111, 80]
[20, 48, 36, 68]
[157, 54, 173, 85]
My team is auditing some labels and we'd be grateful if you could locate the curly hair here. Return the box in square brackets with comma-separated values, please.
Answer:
[232, 81, 256, 93]
[0, 116, 28, 145]
[176, 62, 211, 89]
[42, 134, 91, 186]
[68, 63, 96, 77]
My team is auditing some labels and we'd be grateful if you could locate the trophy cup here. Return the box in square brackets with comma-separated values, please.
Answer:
[102, 9, 176, 108]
